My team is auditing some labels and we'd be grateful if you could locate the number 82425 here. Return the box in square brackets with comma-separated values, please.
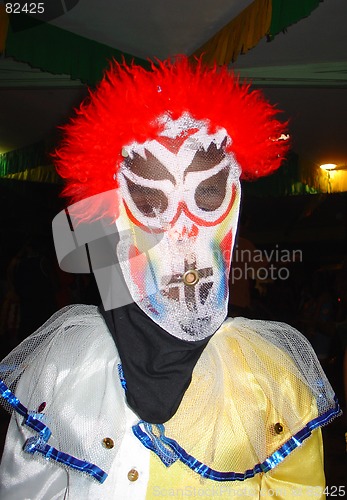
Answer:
[5, 3, 45, 14]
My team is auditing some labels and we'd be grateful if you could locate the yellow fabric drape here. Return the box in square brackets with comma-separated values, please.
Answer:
[0, 5, 9, 53]
[192, 0, 272, 66]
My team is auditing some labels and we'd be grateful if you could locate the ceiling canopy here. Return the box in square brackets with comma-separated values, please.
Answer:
[0, 0, 346, 192]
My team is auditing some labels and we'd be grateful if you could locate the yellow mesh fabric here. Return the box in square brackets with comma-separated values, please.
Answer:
[157, 317, 335, 474]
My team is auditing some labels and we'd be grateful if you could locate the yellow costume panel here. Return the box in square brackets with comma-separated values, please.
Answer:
[147, 428, 325, 499]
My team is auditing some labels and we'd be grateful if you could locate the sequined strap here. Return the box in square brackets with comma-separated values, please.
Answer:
[0, 380, 107, 483]
[132, 398, 341, 482]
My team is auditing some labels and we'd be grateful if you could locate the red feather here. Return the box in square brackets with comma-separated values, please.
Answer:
[54, 56, 289, 220]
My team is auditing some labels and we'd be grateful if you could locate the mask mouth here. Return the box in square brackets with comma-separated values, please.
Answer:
[179, 316, 212, 338]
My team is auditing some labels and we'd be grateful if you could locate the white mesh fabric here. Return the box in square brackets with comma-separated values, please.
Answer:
[0, 305, 126, 477]
[116, 114, 241, 341]
[0, 308, 339, 479]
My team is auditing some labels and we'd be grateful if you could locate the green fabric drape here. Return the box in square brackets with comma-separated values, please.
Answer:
[3, 165, 60, 183]
[0, 140, 59, 184]
[243, 153, 321, 197]
[6, 14, 149, 86]
[0, 141, 49, 177]
[0, 4, 9, 52]
[269, 0, 323, 37]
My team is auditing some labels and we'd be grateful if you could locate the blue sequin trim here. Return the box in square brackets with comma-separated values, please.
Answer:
[133, 422, 179, 466]
[117, 364, 127, 392]
[0, 379, 107, 483]
[133, 398, 341, 482]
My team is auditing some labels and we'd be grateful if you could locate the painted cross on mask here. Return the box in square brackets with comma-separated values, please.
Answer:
[162, 257, 213, 312]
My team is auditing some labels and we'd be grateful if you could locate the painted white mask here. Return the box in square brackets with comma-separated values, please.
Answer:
[115, 113, 241, 340]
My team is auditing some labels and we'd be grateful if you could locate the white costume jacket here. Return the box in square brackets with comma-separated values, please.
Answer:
[0, 305, 340, 499]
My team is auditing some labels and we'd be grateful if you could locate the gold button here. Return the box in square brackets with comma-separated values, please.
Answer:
[102, 437, 114, 449]
[127, 468, 139, 481]
[274, 422, 284, 434]
[183, 269, 199, 286]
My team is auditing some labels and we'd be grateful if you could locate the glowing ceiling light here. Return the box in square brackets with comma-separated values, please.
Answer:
[319, 163, 337, 171]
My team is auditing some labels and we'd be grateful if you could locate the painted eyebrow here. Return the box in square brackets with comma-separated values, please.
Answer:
[124, 150, 176, 185]
[184, 137, 228, 180]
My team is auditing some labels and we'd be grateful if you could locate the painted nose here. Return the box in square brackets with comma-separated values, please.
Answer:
[168, 224, 199, 241]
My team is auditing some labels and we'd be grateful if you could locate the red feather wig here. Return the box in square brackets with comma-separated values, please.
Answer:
[54, 56, 289, 221]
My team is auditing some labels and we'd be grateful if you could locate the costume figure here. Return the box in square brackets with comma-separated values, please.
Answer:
[0, 57, 341, 499]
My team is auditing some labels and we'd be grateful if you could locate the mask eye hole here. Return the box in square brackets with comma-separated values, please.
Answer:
[184, 137, 228, 179]
[195, 168, 229, 212]
[126, 178, 168, 217]
[124, 151, 176, 185]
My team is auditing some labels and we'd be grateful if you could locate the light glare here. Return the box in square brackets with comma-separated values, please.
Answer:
[320, 163, 337, 171]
